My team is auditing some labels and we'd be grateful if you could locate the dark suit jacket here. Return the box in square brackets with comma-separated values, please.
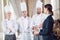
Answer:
[39, 15, 54, 40]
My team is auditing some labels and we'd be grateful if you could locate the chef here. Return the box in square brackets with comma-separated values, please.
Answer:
[17, 2, 31, 40]
[2, 5, 18, 40]
[31, 0, 46, 40]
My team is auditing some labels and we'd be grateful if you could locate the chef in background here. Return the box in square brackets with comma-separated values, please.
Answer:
[2, 5, 18, 40]
[17, 2, 32, 40]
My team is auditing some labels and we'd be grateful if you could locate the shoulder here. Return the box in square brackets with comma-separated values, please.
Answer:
[47, 15, 53, 20]
[17, 18, 20, 21]
[27, 17, 32, 22]
[1, 20, 7, 26]
[17, 17, 22, 23]
[45, 15, 54, 22]
[32, 14, 37, 18]
[32, 14, 37, 20]
[27, 17, 31, 20]
[1, 20, 5, 24]
[2, 19, 6, 23]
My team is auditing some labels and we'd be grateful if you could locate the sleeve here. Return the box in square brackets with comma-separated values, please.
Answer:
[11, 20, 18, 33]
[28, 18, 33, 33]
[31, 16, 36, 27]
[1, 21, 6, 33]
[13, 20, 18, 31]
[39, 17, 53, 35]
[17, 19, 21, 33]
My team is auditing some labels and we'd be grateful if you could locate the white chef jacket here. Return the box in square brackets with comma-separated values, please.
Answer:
[17, 16, 32, 40]
[2, 19, 18, 35]
[17, 16, 31, 33]
[31, 13, 47, 31]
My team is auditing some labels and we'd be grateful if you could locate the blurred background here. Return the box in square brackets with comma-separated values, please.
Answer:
[0, 0, 60, 40]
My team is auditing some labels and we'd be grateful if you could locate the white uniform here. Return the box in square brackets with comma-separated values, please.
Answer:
[2, 19, 18, 40]
[32, 13, 46, 40]
[2, 5, 18, 40]
[17, 16, 32, 40]
[32, 13, 46, 29]
[2, 19, 18, 35]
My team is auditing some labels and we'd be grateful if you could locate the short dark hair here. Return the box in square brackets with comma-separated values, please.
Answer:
[44, 4, 53, 16]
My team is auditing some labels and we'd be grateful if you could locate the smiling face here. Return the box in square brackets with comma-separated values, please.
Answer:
[21, 10, 27, 17]
[37, 8, 41, 14]
[5, 12, 11, 19]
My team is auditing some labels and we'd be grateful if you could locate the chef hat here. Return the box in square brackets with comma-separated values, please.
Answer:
[4, 5, 11, 13]
[20, 2, 27, 11]
[36, 0, 43, 9]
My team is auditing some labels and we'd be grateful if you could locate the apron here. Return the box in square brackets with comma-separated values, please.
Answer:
[5, 34, 16, 40]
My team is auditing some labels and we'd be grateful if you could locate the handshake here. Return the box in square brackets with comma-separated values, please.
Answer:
[32, 24, 42, 35]
[32, 26, 39, 35]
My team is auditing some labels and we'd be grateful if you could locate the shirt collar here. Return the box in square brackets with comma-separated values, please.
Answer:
[5, 19, 11, 21]
[21, 16, 28, 19]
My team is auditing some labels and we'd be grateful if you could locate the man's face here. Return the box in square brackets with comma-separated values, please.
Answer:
[22, 10, 27, 17]
[6, 12, 11, 19]
[37, 8, 41, 14]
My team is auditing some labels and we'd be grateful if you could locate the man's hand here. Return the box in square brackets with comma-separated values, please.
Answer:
[9, 28, 12, 32]
[37, 24, 42, 28]
[34, 31, 39, 36]
[32, 26, 35, 30]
